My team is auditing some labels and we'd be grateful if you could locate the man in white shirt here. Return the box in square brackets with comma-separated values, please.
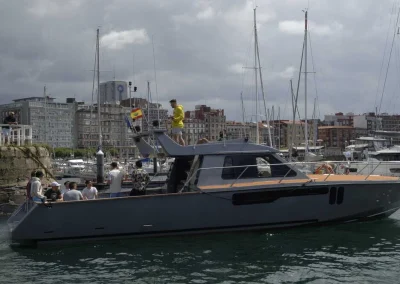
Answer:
[61, 181, 70, 198]
[82, 180, 98, 200]
[30, 170, 46, 203]
[108, 162, 124, 198]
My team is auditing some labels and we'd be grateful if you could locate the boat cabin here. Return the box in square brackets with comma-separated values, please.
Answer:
[134, 130, 308, 193]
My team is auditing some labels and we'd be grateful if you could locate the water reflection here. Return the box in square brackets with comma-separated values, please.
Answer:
[0, 213, 400, 283]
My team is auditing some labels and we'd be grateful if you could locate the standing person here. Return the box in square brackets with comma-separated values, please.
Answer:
[2, 112, 17, 144]
[44, 181, 62, 201]
[130, 160, 150, 196]
[26, 170, 37, 200]
[30, 171, 46, 203]
[82, 180, 98, 200]
[107, 162, 124, 198]
[61, 181, 70, 198]
[63, 182, 83, 201]
[169, 99, 185, 146]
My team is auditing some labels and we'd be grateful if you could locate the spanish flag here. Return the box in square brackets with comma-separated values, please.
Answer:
[130, 108, 143, 119]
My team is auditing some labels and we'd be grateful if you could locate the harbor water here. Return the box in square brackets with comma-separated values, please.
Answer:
[1, 211, 400, 283]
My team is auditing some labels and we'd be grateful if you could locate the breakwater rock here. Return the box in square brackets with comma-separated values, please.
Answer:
[0, 146, 53, 187]
[0, 146, 53, 215]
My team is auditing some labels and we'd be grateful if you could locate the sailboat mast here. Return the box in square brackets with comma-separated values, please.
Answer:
[304, 10, 309, 156]
[43, 85, 47, 145]
[254, 8, 259, 144]
[241, 92, 246, 138]
[96, 28, 101, 148]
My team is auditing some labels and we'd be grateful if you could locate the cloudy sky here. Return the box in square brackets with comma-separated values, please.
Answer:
[1, 0, 400, 121]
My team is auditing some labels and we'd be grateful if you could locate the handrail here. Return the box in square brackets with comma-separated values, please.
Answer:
[365, 161, 381, 180]
[178, 160, 400, 193]
[230, 166, 249, 187]
[0, 124, 33, 146]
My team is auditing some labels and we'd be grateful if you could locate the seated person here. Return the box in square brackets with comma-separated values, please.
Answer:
[82, 180, 98, 200]
[44, 181, 62, 201]
[63, 182, 84, 201]
[130, 160, 150, 196]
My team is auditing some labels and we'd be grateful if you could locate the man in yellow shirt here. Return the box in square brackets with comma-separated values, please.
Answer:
[169, 99, 185, 146]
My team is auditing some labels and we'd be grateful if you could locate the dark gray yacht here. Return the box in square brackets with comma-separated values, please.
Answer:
[7, 129, 400, 247]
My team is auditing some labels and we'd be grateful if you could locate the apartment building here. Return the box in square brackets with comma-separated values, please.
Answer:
[278, 120, 316, 148]
[324, 112, 354, 126]
[318, 126, 355, 149]
[75, 104, 133, 154]
[120, 98, 168, 132]
[0, 97, 78, 148]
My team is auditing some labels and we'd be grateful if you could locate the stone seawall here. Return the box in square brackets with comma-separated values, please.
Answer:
[0, 146, 53, 215]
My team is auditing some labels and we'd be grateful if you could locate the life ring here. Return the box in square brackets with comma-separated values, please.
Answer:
[315, 163, 334, 174]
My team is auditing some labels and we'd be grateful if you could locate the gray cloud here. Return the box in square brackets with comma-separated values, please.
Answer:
[0, 0, 399, 121]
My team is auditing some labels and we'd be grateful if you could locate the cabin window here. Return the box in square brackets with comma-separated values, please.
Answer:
[221, 154, 297, 179]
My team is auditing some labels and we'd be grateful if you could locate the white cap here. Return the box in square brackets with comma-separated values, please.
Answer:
[50, 181, 61, 187]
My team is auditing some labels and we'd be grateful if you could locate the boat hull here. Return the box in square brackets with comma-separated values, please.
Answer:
[8, 181, 400, 246]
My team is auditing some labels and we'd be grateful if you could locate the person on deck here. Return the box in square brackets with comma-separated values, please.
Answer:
[61, 181, 70, 197]
[30, 171, 46, 203]
[82, 180, 98, 200]
[107, 162, 124, 198]
[169, 99, 185, 146]
[63, 182, 83, 201]
[2, 112, 17, 144]
[130, 160, 150, 196]
[44, 181, 62, 201]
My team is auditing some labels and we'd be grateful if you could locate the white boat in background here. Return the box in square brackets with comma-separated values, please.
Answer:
[344, 136, 400, 176]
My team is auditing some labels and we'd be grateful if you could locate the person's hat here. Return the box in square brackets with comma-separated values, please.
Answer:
[10, 112, 14, 115]
[50, 181, 61, 187]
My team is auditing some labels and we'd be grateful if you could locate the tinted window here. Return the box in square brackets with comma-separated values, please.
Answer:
[221, 154, 296, 179]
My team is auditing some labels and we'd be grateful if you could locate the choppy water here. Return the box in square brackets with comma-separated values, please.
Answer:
[1, 212, 400, 284]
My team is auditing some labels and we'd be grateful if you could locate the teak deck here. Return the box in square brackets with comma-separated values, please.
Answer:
[198, 174, 400, 190]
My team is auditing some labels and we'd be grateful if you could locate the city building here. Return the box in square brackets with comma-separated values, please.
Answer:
[183, 119, 206, 145]
[0, 97, 78, 148]
[120, 98, 168, 132]
[353, 112, 382, 135]
[226, 121, 250, 140]
[323, 112, 354, 126]
[100, 81, 128, 104]
[75, 103, 137, 156]
[278, 120, 317, 149]
[318, 126, 356, 149]
[204, 109, 226, 140]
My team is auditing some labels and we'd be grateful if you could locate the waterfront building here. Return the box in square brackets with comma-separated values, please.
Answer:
[323, 112, 354, 126]
[318, 126, 355, 149]
[0, 97, 78, 148]
[120, 98, 168, 132]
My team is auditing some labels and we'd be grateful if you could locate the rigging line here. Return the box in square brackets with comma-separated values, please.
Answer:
[256, 23, 272, 146]
[374, 1, 397, 109]
[241, 26, 255, 95]
[375, 1, 397, 109]
[290, 32, 305, 149]
[90, 42, 97, 138]
[308, 32, 321, 118]
[378, 6, 400, 115]
[391, 37, 400, 114]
